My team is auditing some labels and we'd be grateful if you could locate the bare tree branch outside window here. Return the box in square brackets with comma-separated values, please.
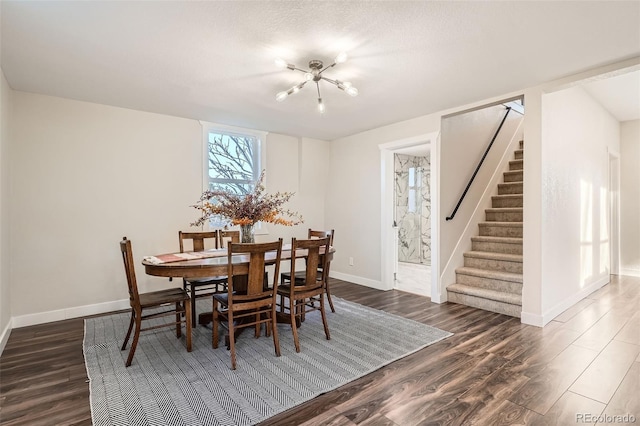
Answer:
[208, 132, 259, 195]
[206, 131, 260, 227]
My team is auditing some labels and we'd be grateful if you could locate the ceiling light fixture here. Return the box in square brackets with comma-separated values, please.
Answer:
[274, 52, 358, 113]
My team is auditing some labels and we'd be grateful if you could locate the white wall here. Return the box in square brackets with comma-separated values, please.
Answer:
[0, 69, 11, 344]
[539, 86, 620, 322]
[440, 105, 523, 273]
[620, 120, 640, 276]
[326, 114, 440, 288]
[9, 92, 329, 326]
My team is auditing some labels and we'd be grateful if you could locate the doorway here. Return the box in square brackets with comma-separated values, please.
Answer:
[393, 148, 431, 295]
[379, 131, 441, 302]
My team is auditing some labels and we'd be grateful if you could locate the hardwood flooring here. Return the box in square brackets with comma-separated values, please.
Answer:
[1, 275, 638, 425]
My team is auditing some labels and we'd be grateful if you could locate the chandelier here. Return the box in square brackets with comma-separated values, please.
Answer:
[274, 52, 358, 113]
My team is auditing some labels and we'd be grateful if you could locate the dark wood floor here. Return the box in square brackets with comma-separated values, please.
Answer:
[1, 275, 638, 425]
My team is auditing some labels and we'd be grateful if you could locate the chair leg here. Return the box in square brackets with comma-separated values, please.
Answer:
[184, 299, 192, 352]
[125, 313, 142, 367]
[290, 299, 301, 353]
[255, 311, 261, 338]
[228, 311, 237, 370]
[175, 302, 182, 338]
[212, 298, 219, 349]
[325, 280, 336, 313]
[320, 296, 331, 341]
[121, 309, 134, 351]
[271, 306, 281, 357]
[190, 284, 198, 326]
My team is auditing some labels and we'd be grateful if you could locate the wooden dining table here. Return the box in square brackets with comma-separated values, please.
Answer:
[142, 244, 335, 325]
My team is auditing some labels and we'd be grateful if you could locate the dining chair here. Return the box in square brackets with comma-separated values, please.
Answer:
[218, 229, 240, 249]
[212, 239, 283, 370]
[281, 229, 336, 313]
[278, 236, 331, 352]
[119, 237, 192, 367]
[178, 230, 227, 325]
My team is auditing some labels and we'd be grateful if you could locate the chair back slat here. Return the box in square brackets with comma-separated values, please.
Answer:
[308, 229, 334, 246]
[178, 230, 219, 252]
[219, 230, 240, 249]
[227, 240, 283, 303]
[289, 236, 330, 293]
[119, 237, 140, 307]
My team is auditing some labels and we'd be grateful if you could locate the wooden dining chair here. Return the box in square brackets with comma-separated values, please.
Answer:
[178, 230, 227, 325]
[119, 237, 192, 367]
[218, 229, 240, 249]
[281, 229, 336, 313]
[212, 239, 283, 370]
[278, 236, 331, 352]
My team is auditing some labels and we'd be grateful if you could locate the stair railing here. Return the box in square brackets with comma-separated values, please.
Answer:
[445, 106, 512, 221]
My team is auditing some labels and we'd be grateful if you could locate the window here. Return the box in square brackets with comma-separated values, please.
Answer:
[201, 122, 267, 228]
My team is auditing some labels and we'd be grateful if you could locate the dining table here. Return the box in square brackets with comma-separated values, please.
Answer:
[142, 243, 335, 326]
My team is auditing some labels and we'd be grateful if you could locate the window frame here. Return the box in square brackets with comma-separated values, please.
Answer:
[199, 121, 268, 232]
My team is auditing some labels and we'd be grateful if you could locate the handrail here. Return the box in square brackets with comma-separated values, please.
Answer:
[445, 106, 512, 221]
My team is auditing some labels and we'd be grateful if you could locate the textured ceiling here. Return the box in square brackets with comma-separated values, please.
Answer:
[2, 1, 639, 140]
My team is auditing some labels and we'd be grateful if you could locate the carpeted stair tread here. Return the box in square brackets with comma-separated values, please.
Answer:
[464, 251, 523, 262]
[455, 266, 523, 283]
[485, 207, 523, 213]
[478, 221, 523, 227]
[447, 283, 522, 306]
[471, 236, 523, 244]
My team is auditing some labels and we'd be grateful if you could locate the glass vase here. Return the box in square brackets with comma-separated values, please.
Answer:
[240, 223, 255, 243]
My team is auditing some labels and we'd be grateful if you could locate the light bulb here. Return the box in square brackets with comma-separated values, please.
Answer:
[345, 86, 359, 97]
[274, 58, 288, 68]
[276, 91, 288, 102]
[304, 73, 313, 81]
[318, 98, 325, 113]
[335, 52, 348, 64]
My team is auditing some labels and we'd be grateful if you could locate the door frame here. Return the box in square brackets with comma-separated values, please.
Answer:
[379, 131, 442, 302]
[609, 151, 620, 275]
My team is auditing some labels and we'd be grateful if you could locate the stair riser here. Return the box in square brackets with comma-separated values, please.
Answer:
[478, 224, 523, 238]
[447, 291, 521, 318]
[456, 273, 523, 294]
[464, 256, 523, 274]
[519, 140, 524, 150]
[509, 160, 523, 171]
[503, 171, 523, 183]
[485, 211, 523, 222]
[514, 150, 523, 160]
[472, 240, 523, 255]
[492, 196, 523, 208]
[498, 183, 523, 195]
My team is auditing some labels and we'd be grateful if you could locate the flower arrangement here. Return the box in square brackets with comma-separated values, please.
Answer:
[191, 170, 303, 229]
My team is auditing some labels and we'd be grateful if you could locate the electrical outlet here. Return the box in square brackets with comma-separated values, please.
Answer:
[349, 257, 354, 266]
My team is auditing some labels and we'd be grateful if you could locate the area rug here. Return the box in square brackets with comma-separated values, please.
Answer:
[84, 297, 452, 426]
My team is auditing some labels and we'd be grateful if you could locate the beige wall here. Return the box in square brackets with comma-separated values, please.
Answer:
[9, 92, 329, 326]
[440, 105, 523, 281]
[620, 120, 640, 276]
[540, 86, 620, 320]
[0, 70, 11, 342]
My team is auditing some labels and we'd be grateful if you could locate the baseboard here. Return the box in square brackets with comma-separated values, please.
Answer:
[521, 275, 610, 327]
[330, 271, 387, 291]
[542, 275, 610, 326]
[0, 318, 12, 356]
[11, 299, 130, 329]
[620, 268, 640, 278]
[520, 311, 544, 327]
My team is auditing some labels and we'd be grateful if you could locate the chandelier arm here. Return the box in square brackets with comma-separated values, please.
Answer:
[319, 76, 339, 86]
[316, 82, 322, 98]
[318, 62, 337, 75]
[291, 66, 310, 74]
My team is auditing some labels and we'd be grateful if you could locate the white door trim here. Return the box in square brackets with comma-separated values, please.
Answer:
[609, 151, 621, 275]
[379, 131, 442, 302]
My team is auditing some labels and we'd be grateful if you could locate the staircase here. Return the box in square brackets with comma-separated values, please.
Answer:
[447, 140, 524, 318]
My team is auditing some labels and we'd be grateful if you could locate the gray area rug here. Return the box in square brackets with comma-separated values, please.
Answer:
[84, 297, 452, 426]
